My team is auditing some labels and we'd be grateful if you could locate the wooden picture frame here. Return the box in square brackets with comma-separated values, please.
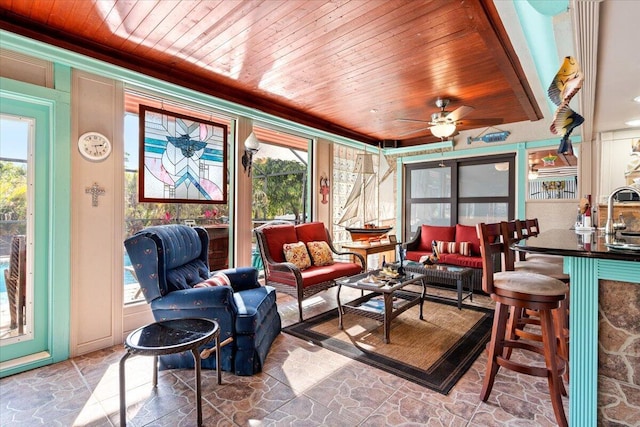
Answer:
[139, 105, 227, 204]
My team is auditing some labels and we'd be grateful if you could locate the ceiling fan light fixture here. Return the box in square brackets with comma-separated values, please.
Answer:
[430, 123, 457, 138]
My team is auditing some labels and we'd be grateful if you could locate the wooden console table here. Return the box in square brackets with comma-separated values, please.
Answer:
[342, 242, 396, 270]
[202, 225, 229, 271]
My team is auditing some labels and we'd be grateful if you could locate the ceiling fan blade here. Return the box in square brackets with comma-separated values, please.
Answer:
[395, 118, 430, 124]
[396, 126, 431, 137]
[456, 118, 504, 127]
[447, 105, 474, 122]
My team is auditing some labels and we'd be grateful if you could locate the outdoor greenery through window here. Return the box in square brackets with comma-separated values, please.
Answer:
[0, 114, 30, 338]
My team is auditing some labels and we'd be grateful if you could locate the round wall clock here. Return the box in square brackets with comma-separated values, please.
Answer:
[78, 132, 112, 161]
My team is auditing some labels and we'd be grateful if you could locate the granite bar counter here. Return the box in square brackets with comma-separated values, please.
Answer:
[514, 229, 640, 427]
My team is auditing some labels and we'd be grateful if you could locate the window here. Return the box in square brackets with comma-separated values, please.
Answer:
[404, 154, 515, 241]
[123, 91, 233, 304]
[250, 127, 309, 227]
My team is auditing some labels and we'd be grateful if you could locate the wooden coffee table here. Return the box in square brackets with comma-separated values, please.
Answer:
[336, 269, 426, 344]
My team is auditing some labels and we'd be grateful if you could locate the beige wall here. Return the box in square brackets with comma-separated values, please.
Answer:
[70, 71, 135, 355]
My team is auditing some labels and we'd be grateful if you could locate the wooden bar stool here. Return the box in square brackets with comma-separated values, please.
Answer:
[477, 222, 568, 427]
[520, 219, 564, 264]
[505, 220, 570, 380]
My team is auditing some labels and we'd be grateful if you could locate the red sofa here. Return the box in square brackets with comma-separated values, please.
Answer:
[254, 222, 364, 321]
[403, 224, 488, 292]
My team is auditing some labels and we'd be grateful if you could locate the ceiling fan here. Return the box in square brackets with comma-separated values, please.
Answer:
[396, 98, 502, 139]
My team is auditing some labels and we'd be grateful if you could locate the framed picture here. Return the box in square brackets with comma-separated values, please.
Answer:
[139, 105, 228, 204]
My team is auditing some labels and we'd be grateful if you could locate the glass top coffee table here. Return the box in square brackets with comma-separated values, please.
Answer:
[119, 318, 220, 426]
[336, 269, 426, 344]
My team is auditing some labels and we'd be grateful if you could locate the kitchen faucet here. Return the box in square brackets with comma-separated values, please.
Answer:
[605, 185, 640, 235]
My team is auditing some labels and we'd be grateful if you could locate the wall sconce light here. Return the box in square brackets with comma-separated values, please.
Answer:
[242, 131, 260, 176]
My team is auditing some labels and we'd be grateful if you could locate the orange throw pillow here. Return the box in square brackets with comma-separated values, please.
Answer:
[306, 241, 334, 266]
[283, 241, 312, 270]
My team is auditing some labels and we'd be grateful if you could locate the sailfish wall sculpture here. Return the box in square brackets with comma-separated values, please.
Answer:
[548, 56, 585, 154]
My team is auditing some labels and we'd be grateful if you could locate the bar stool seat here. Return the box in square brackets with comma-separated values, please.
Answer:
[494, 270, 567, 295]
[514, 260, 569, 281]
[525, 253, 564, 264]
[477, 222, 568, 427]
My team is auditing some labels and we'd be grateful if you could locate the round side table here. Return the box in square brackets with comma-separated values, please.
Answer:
[119, 318, 220, 426]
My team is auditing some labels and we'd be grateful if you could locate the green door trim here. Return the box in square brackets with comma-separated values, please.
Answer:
[0, 68, 71, 377]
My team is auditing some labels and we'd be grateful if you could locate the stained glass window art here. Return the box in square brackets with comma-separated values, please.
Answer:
[139, 105, 228, 203]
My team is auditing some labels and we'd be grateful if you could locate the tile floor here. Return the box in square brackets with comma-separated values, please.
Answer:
[0, 287, 569, 426]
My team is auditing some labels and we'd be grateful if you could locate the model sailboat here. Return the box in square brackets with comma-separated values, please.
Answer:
[338, 153, 393, 241]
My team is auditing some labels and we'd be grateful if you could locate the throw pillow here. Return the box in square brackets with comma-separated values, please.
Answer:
[283, 241, 312, 270]
[458, 241, 471, 256]
[193, 271, 232, 288]
[436, 240, 458, 254]
[306, 241, 334, 266]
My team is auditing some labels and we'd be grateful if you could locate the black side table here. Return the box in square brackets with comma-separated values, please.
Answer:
[119, 318, 220, 426]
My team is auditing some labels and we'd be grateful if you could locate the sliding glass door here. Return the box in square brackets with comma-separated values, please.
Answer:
[404, 154, 515, 241]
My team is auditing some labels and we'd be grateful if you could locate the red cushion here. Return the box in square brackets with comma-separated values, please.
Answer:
[419, 225, 455, 250]
[295, 222, 327, 244]
[439, 253, 483, 269]
[299, 262, 362, 286]
[405, 250, 431, 262]
[262, 224, 297, 263]
[455, 224, 481, 256]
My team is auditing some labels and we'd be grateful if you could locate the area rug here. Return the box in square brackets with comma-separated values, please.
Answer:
[282, 296, 493, 395]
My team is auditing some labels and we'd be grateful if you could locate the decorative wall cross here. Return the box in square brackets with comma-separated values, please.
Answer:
[85, 182, 105, 207]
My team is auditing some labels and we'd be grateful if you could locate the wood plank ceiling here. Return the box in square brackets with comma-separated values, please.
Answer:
[0, 0, 542, 148]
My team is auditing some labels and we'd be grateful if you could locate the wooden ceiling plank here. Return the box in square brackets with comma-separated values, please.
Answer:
[89, 0, 137, 47]
[197, 0, 363, 75]
[109, 0, 165, 50]
[242, 1, 429, 83]
[467, 0, 542, 121]
[0, 0, 539, 147]
[126, 1, 201, 58]
[254, 3, 468, 95]
[177, 0, 303, 66]
[180, 0, 296, 78]
[112, 0, 181, 53]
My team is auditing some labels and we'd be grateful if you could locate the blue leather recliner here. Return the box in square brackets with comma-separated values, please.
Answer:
[124, 224, 281, 375]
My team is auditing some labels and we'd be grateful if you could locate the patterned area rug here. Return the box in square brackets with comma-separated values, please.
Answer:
[282, 296, 493, 395]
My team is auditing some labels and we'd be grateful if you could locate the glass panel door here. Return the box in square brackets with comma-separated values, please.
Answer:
[0, 115, 33, 343]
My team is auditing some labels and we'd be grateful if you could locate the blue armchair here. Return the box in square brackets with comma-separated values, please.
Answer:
[124, 224, 281, 376]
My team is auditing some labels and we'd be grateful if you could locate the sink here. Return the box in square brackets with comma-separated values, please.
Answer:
[605, 242, 640, 252]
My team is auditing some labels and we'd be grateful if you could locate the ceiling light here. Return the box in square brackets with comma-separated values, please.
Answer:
[430, 123, 457, 139]
[634, 96, 640, 103]
[494, 162, 509, 171]
[625, 119, 640, 127]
